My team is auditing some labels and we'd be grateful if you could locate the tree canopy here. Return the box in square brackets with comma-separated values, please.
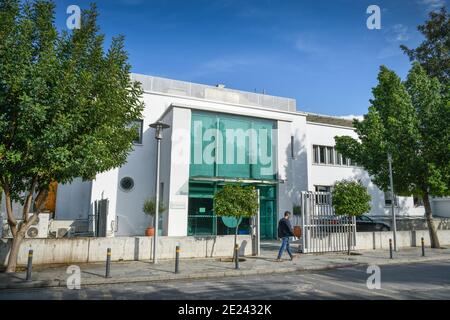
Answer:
[335, 63, 449, 248]
[0, 0, 143, 272]
[332, 180, 371, 217]
[213, 184, 258, 220]
[401, 7, 449, 85]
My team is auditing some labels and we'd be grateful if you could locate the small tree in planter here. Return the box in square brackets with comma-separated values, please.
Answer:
[332, 180, 371, 255]
[213, 184, 258, 260]
[143, 198, 167, 236]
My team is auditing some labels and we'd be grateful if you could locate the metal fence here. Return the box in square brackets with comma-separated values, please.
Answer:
[187, 215, 251, 236]
[300, 191, 356, 253]
[131, 74, 297, 112]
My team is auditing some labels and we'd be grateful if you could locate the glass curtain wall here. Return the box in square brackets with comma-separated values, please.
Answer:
[188, 111, 277, 238]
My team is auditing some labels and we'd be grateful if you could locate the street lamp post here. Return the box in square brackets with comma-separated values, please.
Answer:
[149, 121, 170, 264]
[387, 153, 397, 251]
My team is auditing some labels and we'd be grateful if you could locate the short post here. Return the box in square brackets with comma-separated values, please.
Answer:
[234, 244, 240, 269]
[26, 249, 33, 281]
[105, 248, 111, 278]
[175, 245, 180, 274]
[389, 239, 393, 259]
[421, 237, 425, 257]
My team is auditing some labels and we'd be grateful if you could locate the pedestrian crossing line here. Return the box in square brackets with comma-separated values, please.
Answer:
[306, 274, 400, 299]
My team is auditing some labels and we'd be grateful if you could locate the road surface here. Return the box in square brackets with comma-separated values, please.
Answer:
[0, 260, 449, 300]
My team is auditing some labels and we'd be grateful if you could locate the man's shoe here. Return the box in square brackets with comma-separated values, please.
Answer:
[290, 255, 297, 261]
[276, 258, 283, 262]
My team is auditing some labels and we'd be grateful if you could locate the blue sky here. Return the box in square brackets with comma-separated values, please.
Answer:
[54, 0, 448, 117]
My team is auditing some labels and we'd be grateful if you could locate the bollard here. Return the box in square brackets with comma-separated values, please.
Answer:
[105, 248, 111, 278]
[234, 244, 239, 269]
[26, 249, 33, 281]
[389, 239, 393, 259]
[421, 237, 425, 257]
[175, 245, 180, 274]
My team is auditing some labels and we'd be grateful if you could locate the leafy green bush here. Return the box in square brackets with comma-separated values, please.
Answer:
[332, 180, 371, 255]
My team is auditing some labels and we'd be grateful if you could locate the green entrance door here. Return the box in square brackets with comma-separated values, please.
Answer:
[260, 200, 277, 239]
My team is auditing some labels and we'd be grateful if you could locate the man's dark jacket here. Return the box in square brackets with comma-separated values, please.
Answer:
[278, 217, 294, 238]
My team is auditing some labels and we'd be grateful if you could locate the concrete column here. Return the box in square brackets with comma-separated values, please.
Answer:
[166, 108, 191, 236]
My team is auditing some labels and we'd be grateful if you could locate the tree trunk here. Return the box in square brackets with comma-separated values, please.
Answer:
[5, 188, 48, 273]
[423, 192, 440, 249]
[347, 215, 352, 256]
[5, 228, 25, 273]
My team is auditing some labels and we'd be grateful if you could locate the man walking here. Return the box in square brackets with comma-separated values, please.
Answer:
[277, 211, 296, 261]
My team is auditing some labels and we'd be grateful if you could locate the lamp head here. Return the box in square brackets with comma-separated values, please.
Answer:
[149, 121, 170, 139]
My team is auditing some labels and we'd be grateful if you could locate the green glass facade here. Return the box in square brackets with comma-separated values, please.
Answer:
[188, 111, 278, 239]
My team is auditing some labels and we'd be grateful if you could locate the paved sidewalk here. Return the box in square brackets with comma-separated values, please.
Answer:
[1, 242, 449, 290]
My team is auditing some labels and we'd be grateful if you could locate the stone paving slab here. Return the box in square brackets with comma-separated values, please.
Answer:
[0, 246, 449, 290]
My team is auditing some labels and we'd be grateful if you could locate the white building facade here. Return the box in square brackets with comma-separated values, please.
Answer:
[52, 74, 450, 238]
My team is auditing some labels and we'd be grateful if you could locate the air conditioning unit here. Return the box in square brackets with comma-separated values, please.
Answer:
[1, 213, 50, 239]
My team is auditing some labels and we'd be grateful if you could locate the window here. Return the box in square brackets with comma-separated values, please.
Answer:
[314, 185, 331, 204]
[327, 147, 334, 164]
[313, 145, 319, 163]
[413, 195, 424, 207]
[120, 177, 135, 192]
[312, 145, 355, 167]
[319, 146, 326, 164]
[130, 119, 143, 144]
[342, 155, 349, 166]
[357, 215, 372, 222]
[384, 191, 398, 206]
[315, 185, 331, 193]
[335, 151, 342, 165]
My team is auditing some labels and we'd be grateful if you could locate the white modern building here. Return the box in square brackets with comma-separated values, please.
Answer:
[34, 74, 450, 238]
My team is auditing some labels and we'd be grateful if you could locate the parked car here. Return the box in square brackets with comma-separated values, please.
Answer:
[356, 215, 390, 232]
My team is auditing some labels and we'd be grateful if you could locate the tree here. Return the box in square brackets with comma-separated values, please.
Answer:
[213, 184, 258, 260]
[332, 180, 371, 255]
[335, 64, 449, 248]
[400, 7, 450, 86]
[143, 197, 167, 227]
[0, 0, 143, 272]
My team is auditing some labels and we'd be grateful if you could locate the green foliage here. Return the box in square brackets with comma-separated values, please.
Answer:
[335, 64, 449, 198]
[332, 180, 371, 217]
[400, 7, 449, 85]
[0, 0, 144, 202]
[143, 197, 167, 217]
[213, 184, 258, 219]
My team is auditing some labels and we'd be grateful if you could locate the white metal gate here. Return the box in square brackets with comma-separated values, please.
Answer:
[300, 191, 356, 253]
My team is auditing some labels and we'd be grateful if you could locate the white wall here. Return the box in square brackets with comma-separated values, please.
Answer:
[164, 107, 191, 236]
[287, 114, 309, 208]
[0, 235, 253, 266]
[56, 79, 447, 236]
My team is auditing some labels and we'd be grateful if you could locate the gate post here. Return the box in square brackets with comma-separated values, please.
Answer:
[300, 192, 306, 253]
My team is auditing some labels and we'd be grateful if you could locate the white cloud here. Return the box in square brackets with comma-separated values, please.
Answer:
[182, 55, 265, 79]
[418, 0, 447, 12]
[339, 114, 364, 121]
[294, 33, 326, 55]
[385, 24, 410, 42]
